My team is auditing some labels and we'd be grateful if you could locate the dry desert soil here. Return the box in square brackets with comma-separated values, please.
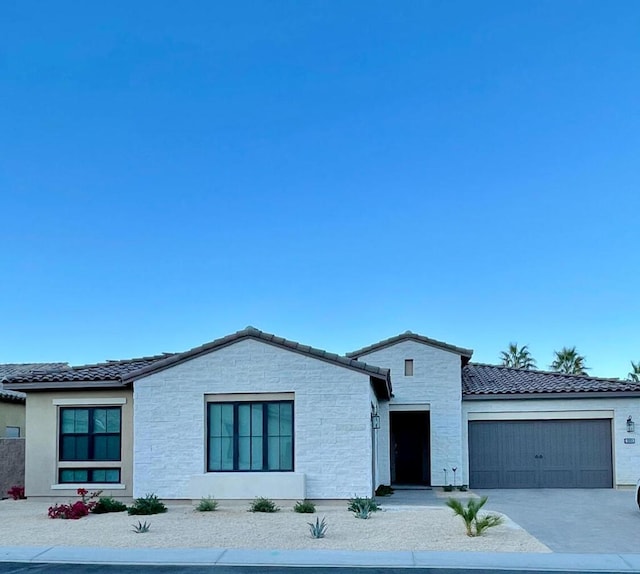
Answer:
[0, 499, 550, 553]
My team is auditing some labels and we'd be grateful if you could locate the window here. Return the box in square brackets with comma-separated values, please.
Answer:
[5, 426, 20, 438]
[404, 359, 414, 376]
[59, 407, 121, 461]
[59, 468, 121, 484]
[207, 401, 293, 472]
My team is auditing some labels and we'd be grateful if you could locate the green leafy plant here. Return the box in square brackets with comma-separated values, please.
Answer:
[375, 485, 394, 497]
[308, 516, 328, 538]
[248, 497, 279, 513]
[446, 496, 503, 537]
[457, 485, 468, 492]
[91, 496, 127, 514]
[293, 500, 316, 513]
[128, 493, 167, 516]
[347, 495, 379, 513]
[196, 496, 218, 512]
[348, 495, 379, 519]
[132, 520, 151, 533]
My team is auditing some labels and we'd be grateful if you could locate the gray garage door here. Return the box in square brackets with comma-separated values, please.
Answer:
[469, 419, 613, 488]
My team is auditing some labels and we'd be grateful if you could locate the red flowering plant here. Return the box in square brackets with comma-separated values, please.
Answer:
[47, 488, 103, 520]
[7, 485, 26, 500]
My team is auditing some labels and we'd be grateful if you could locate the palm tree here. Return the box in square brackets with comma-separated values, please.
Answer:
[550, 347, 588, 375]
[628, 361, 640, 382]
[500, 343, 536, 370]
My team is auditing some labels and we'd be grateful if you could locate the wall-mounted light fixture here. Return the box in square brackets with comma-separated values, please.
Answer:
[371, 405, 381, 430]
[627, 416, 635, 433]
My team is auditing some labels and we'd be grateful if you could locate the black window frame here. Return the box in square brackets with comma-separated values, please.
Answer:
[206, 400, 294, 472]
[58, 468, 121, 484]
[58, 407, 122, 462]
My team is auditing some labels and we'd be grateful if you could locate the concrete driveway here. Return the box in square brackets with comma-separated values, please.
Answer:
[478, 488, 639, 553]
[385, 487, 639, 553]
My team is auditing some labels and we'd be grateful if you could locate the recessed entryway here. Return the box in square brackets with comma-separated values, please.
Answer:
[390, 411, 430, 485]
[468, 419, 613, 488]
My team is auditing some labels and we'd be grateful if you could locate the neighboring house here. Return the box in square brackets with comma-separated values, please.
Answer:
[0, 363, 67, 438]
[5, 328, 640, 501]
[0, 363, 67, 497]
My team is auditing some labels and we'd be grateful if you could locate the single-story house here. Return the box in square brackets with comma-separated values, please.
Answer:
[5, 328, 640, 500]
[0, 363, 67, 496]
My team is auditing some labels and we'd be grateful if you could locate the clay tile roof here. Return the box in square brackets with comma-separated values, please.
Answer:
[3, 328, 392, 400]
[463, 363, 640, 397]
[0, 363, 70, 402]
[2, 355, 175, 387]
[346, 331, 473, 360]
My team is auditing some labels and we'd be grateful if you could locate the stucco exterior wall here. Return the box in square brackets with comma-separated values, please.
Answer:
[24, 390, 133, 498]
[352, 340, 463, 486]
[462, 397, 640, 486]
[0, 401, 25, 438]
[133, 338, 378, 500]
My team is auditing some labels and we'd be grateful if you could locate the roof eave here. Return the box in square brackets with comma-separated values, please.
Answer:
[3, 381, 127, 392]
[463, 391, 640, 400]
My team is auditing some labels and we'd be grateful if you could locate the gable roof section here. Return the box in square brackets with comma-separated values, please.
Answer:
[346, 331, 473, 361]
[4, 328, 392, 400]
[463, 363, 640, 398]
[121, 327, 392, 399]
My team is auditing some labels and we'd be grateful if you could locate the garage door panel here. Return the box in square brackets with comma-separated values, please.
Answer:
[469, 419, 612, 489]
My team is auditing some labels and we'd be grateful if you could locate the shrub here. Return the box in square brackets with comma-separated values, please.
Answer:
[248, 497, 279, 513]
[48, 500, 91, 520]
[48, 488, 100, 519]
[375, 485, 394, 497]
[446, 496, 503, 537]
[308, 516, 328, 538]
[128, 493, 167, 516]
[7, 486, 26, 500]
[91, 496, 127, 514]
[347, 495, 379, 514]
[196, 496, 219, 512]
[132, 520, 151, 533]
[458, 485, 468, 492]
[293, 500, 316, 513]
[443, 484, 454, 492]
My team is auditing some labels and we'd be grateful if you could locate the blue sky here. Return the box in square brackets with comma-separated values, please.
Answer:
[1, 1, 639, 378]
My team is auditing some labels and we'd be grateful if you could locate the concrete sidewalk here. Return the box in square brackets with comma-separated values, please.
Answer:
[2, 546, 640, 572]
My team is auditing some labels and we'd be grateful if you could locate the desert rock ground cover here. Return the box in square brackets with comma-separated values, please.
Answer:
[0, 500, 550, 552]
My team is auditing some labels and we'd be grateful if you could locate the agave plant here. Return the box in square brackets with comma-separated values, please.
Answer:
[308, 516, 328, 538]
[131, 520, 151, 533]
[446, 496, 502, 537]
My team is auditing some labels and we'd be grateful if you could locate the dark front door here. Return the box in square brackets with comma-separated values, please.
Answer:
[468, 419, 613, 488]
[391, 411, 430, 485]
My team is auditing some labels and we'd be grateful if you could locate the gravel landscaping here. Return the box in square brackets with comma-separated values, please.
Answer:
[0, 499, 550, 553]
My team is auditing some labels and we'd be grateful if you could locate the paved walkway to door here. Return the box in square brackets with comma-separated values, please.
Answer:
[382, 487, 639, 554]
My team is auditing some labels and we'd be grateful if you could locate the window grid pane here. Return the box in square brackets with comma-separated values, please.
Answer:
[207, 401, 292, 472]
[59, 407, 121, 462]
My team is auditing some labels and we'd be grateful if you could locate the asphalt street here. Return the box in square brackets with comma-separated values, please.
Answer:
[0, 564, 632, 574]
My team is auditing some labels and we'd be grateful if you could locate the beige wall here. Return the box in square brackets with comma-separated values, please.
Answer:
[25, 389, 133, 499]
[0, 401, 26, 438]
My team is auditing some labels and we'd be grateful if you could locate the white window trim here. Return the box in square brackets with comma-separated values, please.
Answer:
[53, 398, 127, 406]
[51, 483, 126, 490]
